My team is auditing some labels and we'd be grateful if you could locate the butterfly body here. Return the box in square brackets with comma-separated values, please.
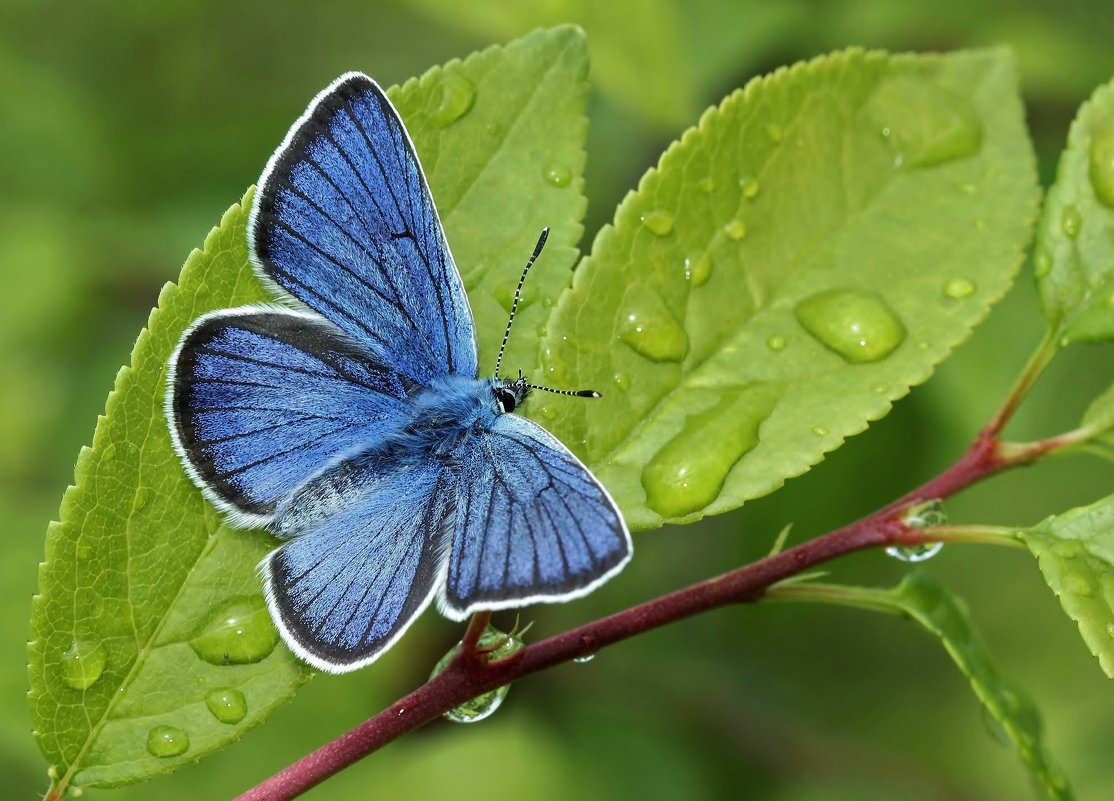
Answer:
[166, 72, 630, 672]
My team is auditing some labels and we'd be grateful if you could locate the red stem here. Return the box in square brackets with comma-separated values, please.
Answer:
[232, 423, 1047, 801]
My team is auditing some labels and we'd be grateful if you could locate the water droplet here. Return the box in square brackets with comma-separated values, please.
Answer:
[538, 405, 557, 420]
[642, 384, 779, 518]
[698, 177, 715, 193]
[541, 162, 571, 188]
[1034, 248, 1052, 278]
[723, 219, 747, 240]
[943, 277, 976, 299]
[1090, 133, 1114, 208]
[60, 639, 106, 690]
[811, 425, 828, 437]
[146, 725, 189, 758]
[431, 625, 523, 723]
[885, 542, 944, 563]
[766, 335, 786, 352]
[640, 210, 674, 236]
[493, 283, 535, 314]
[1060, 204, 1082, 239]
[683, 253, 712, 286]
[433, 73, 475, 128]
[617, 288, 688, 362]
[573, 654, 595, 664]
[190, 596, 278, 666]
[612, 372, 630, 392]
[794, 289, 906, 363]
[739, 175, 760, 199]
[865, 77, 982, 167]
[766, 123, 783, 143]
[205, 687, 247, 724]
[71, 787, 84, 798]
[484, 121, 500, 138]
[133, 486, 151, 512]
[1063, 573, 1093, 597]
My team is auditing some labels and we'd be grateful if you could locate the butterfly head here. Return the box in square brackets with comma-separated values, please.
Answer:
[492, 373, 531, 414]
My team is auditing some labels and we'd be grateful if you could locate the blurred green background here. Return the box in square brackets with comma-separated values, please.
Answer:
[5, 1, 1114, 798]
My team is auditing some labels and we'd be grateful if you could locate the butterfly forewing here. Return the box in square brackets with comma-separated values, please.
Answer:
[248, 73, 477, 384]
[440, 413, 631, 618]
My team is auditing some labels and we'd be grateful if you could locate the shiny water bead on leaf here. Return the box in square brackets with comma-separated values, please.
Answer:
[205, 688, 248, 724]
[541, 162, 572, 187]
[640, 210, 674, 236]
[683, 252, 712, 286]
[617, 288, 688, 362]
[641, 384, 779, 519]
[60, 640, 107, 690]
[431, 625, 524, 723]
[943, 277, 976, 299]
[766, 335, 786, 352]
[1061, 204, 1082, 239]
[723, 219, 747, 240]
[189, 596, 279, 666]
[865, 77, 982, 168]
[433, 73, 476, 127]
[145, 726, 189, 758]
[794, 289, 906, 363]
[1090, 133, 1114, 208]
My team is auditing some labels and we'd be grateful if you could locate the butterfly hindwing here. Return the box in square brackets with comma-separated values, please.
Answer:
[440, 413, 632, 618]
[167, 307, 410, 525]
[249, 72, 477, 384]
[264, 449, 453, 671]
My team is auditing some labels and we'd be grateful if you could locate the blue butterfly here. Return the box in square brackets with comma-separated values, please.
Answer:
[165, 73, 632, 673]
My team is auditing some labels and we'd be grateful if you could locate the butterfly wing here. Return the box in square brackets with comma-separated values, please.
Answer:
[440, 413, 632, 618]
[249, 72, 477, 384]
[166, 306, 410, 526]
[264, 449, 453, 672]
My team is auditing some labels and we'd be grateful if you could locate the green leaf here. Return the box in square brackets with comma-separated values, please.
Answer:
[538, 47, 1039, 530]
[29, 26, 590, 794]
[1034, 75, 1114, 343]
[775, 574, 1073, 801]
[1020, 494, 1114, 679]
[1077, 382, 1114, 461]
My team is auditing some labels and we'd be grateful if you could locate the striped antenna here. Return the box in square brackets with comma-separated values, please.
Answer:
[496, 231, 603, 400]
[495, 228, 549, 379]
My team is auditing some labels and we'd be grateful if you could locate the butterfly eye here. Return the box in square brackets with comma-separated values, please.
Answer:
[493, 388, 516, 414]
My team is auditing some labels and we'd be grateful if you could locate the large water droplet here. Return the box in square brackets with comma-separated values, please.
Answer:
[683, 253, 712, 286]
[618, 288, 688, 362]
[739, 175, 760, 199]
[943, 277, 976, 299]
[723, 219, 747, 240]
[146, 725, 189, 758]
[431, 625, 524, 723]
[541, 162, 571, 188]
[60, 639, 106, 690]
[1090, 133, 1114, 208]
[640, 210, 674, 236]
[794, 289, 906, 363]
[190, 596, 278, 666]
[886, 499, 946, 562]
[1034, 248, 1052, 278]
[1060, 204, 1082, 239]
[865, 78, 982, 168]
[433, 73, 475, 128]
[642, 384, 779, 518]
[205, 687, 247, 724]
